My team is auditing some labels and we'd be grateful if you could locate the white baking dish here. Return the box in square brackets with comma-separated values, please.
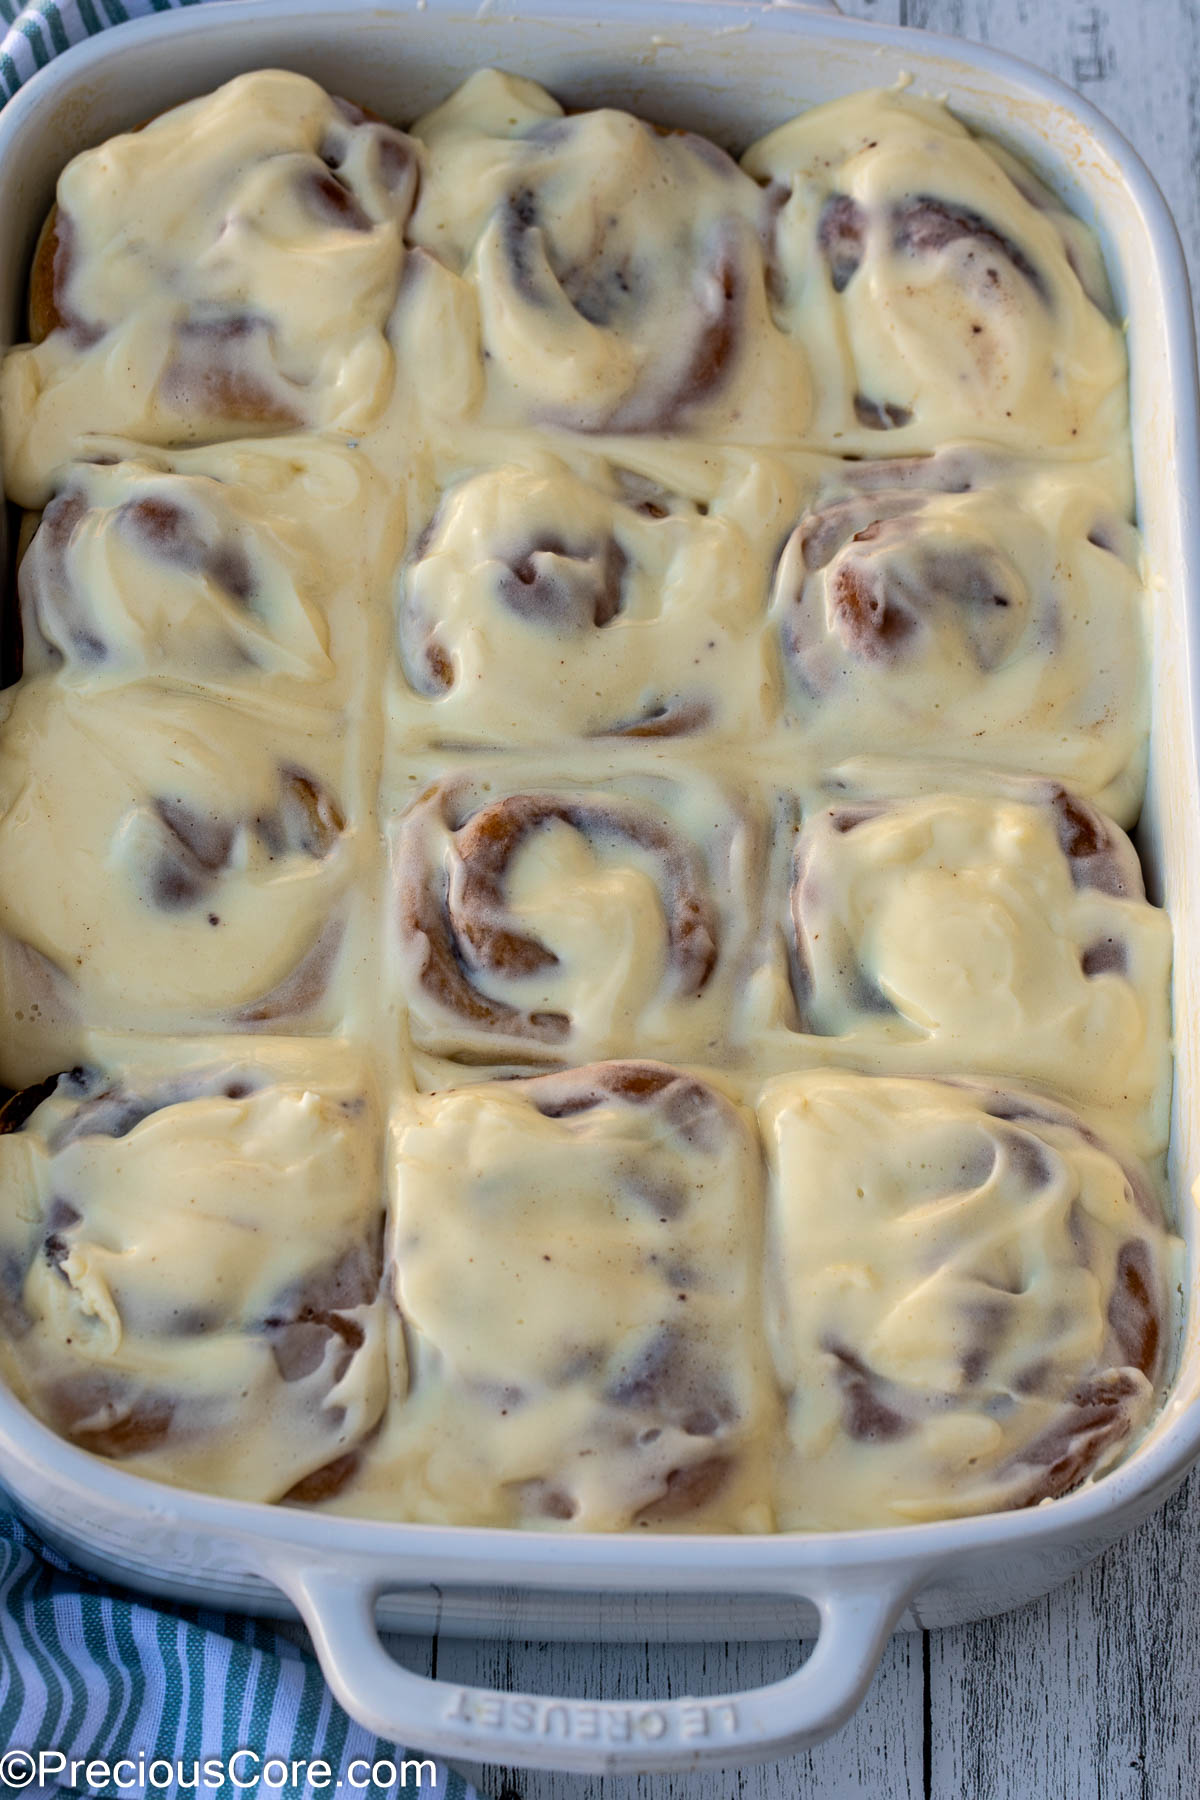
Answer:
[0, 0, 1197, 1775]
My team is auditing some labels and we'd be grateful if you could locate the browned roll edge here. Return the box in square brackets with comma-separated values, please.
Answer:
[28, 204, 61, 342]
[23, 93, 405, 347]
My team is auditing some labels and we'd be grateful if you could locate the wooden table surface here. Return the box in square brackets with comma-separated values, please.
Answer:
[435, 4, 1200, 1796]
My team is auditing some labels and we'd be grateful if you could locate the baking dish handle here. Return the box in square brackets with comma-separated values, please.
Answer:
[278, 1561, 922, 1775]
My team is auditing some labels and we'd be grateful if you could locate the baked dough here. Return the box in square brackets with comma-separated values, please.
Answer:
[787, 788, 1171, 1150]
[380, 1062, 775, 1529]
[760, 1069, 1173, 1526]
[0, 1041, 390, 1503]
[743, 89, 1128, 454]
[0, 68, 1171, 1528]
[3, 70, 419, 505]
[390, 767, 764, 1068]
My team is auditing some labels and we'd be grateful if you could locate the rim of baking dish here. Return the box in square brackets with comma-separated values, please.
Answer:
[0, 0, 1196, 1584]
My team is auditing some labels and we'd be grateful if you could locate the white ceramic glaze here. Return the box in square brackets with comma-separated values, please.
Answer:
[0, 0, 1197, 1773]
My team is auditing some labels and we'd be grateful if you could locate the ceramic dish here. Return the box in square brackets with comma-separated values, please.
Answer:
[0, 0, 1197, 1774]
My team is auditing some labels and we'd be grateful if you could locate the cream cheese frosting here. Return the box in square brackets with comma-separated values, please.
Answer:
[787, 788, 1172, 1152]
[0, 1040, 390, 1503]
[769, 445, 1148, 821]
[404, 69, 812, 439]
[742, 89, 1128, 455]
[0, 67, 1172, 1528]
[759, 1069, 1174, 1527]
[392, 448, 782, 745]
[18, 437, 399, 703]
[376, 1062, 776, 1530]
[387, 433, 1146, 816]
[390, 766, 765, 1070]
[0, 680, 358, 1062]
[1, 70, 419, 506]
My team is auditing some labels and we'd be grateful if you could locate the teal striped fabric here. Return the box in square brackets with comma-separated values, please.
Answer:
[0, 1512, 481, 1800]
[0, 8, 484, 1796]
[0, 1, 212, 100]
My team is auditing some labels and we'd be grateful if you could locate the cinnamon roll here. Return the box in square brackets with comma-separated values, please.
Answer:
[788, 789, 1172, 1148]
[383, 1062, 775, 1529]
[394, 454, 778, 744]
[759, 1069, 1174, 1527]
[17, 438, 395, 695]
[3, 71, 419, 505]
[402, 69, 811, 436]
[0, 1045, 389, 1502]
[0, 682, 356, 1070]
[743, 89, 1128, 452]
[391, 771, 762, 1066]
[0, 65, 1170, 1533]
[771, 447, 1147, 821]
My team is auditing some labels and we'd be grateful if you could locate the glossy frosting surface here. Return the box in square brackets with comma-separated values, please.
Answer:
[743, 89, 1128, 453]
[0, 1041, 390, 1503]
[2, 71, 419, 502]
[0, 69, 1173, 1530]
[760, 1069, 1173, 1527]
[375, 1063, 775, 1530]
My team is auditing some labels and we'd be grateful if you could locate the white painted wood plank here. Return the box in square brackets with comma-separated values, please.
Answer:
[929, 1473, 1200, 1800]
[432, 5, 1200, 1797]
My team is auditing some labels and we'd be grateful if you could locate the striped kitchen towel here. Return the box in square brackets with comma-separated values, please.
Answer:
[0, 0, 212, 100]
[0, 6, 484, 1797]
[0, 1510, 482, 1799]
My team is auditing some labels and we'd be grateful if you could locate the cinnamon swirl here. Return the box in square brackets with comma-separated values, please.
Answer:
[401, 69, 811, 437]
[381, 1062, 775, 1529]
[0, 1043, 389, 1503]
[788, 788, 1172, 1149]
[3, 71, 419, 506]
[391, 771, 762, 1067]
[394, 451, 781, 744]
[759, 1069, 1175, 1526]
[770, 446, 1147, 821]
[0, 682, 356, 1072]
[17, 438, 396, 697]
[743, 89, 1128, 453]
